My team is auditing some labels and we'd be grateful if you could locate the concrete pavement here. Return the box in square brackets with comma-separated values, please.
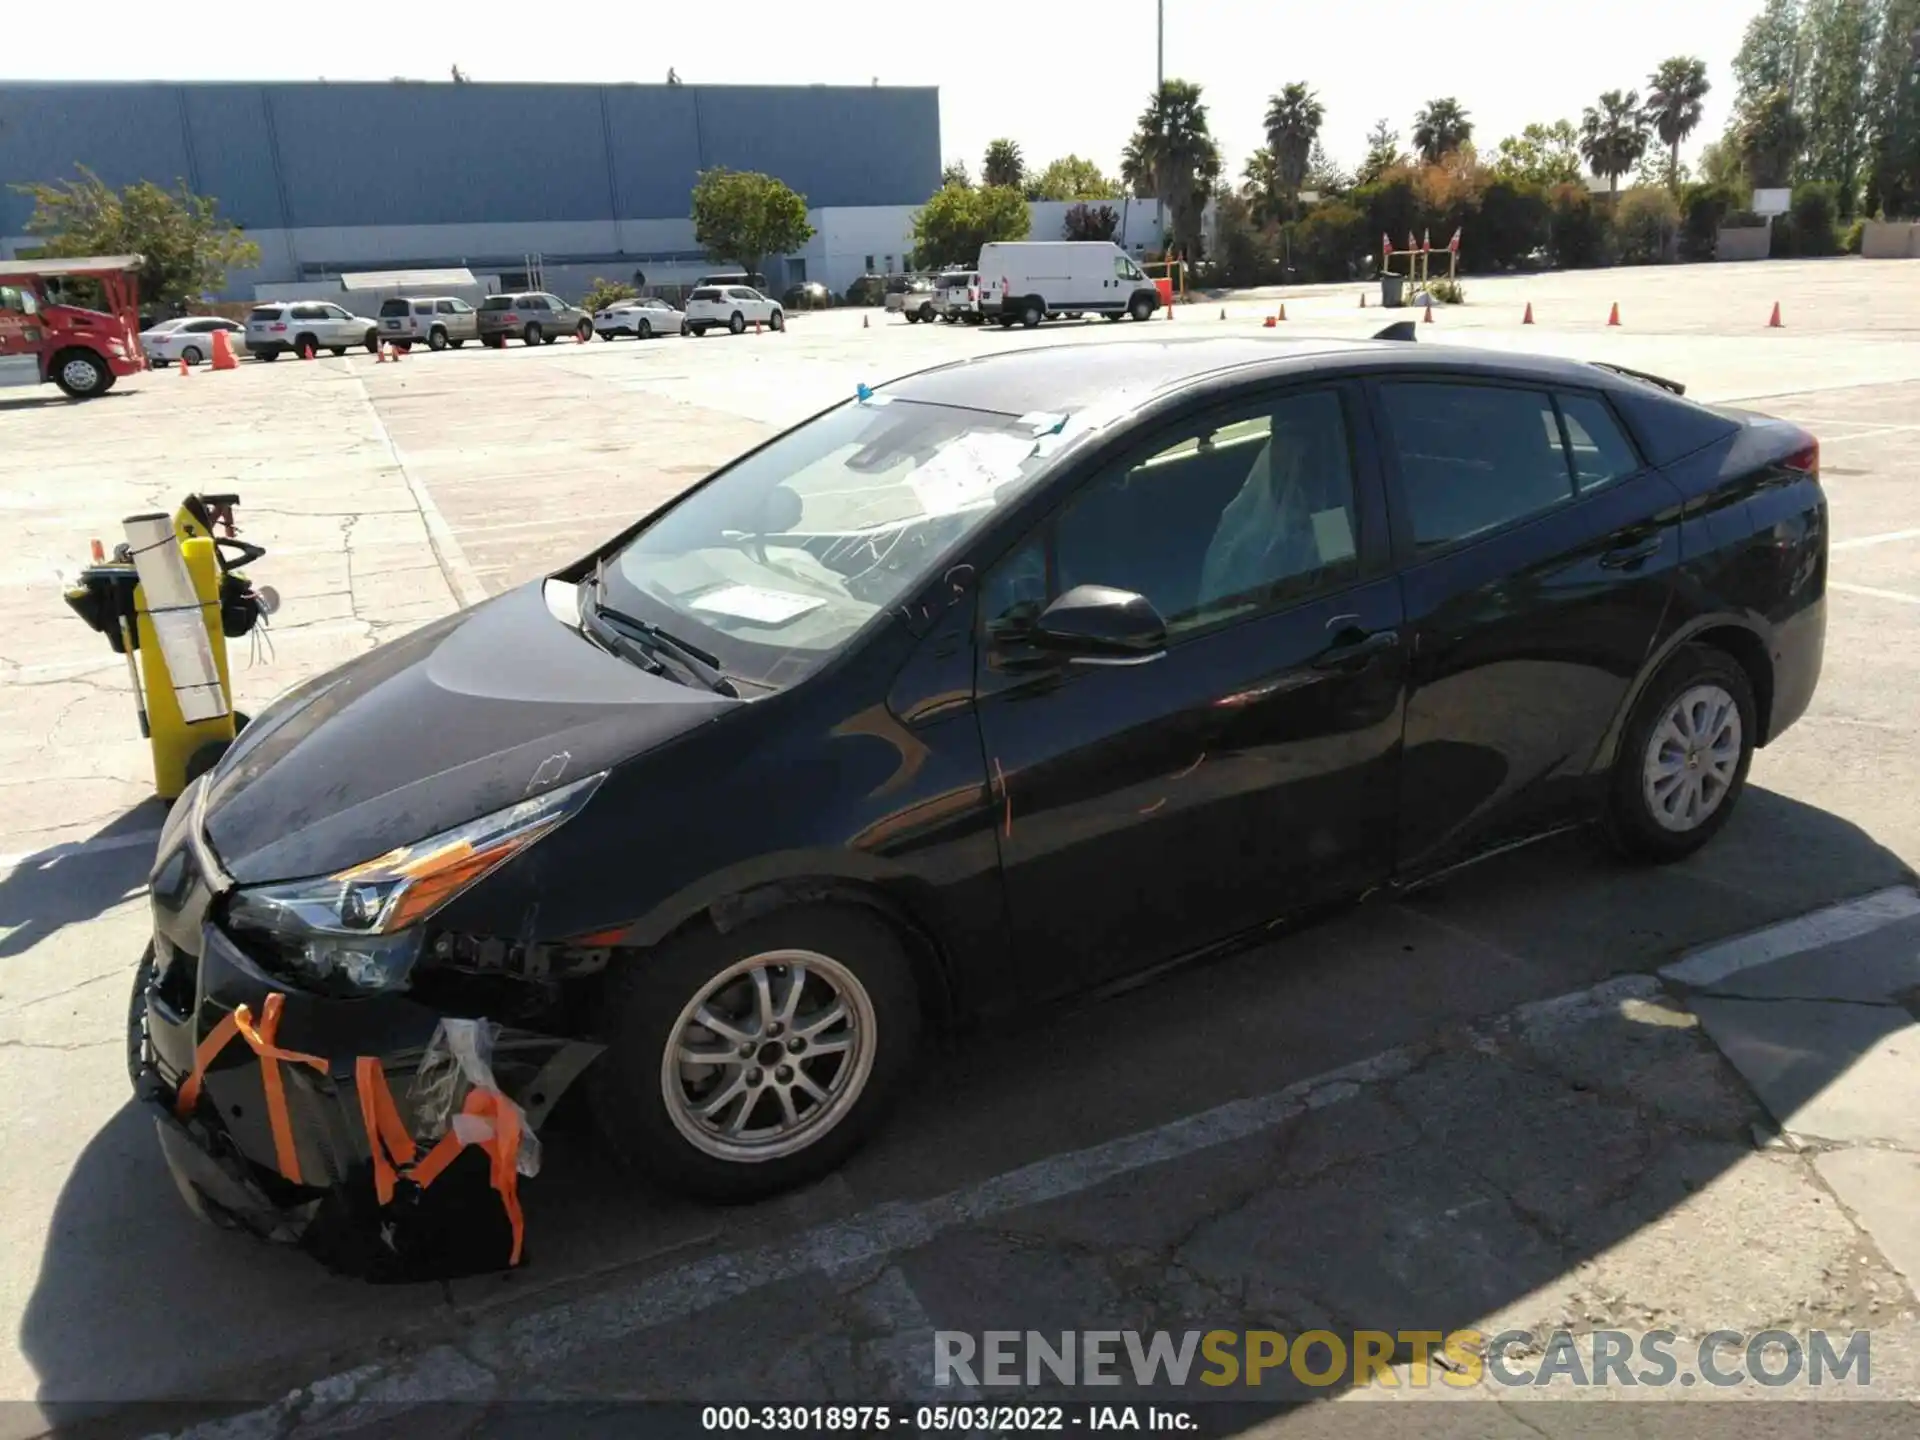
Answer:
[3, 256, 1920, 1434]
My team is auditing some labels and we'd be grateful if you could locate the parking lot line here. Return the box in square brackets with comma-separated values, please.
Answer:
[1661, 884, 1920, 988]
[1831, 581, 1920, 607]
[1832, 528, 1920, 552]
[350, 372, 489, 609]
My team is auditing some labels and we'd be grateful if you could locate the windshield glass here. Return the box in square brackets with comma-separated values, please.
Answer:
[603, 399, 1057, 688]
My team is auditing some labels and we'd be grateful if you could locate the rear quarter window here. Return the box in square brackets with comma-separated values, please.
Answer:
[690, 288, 722, 301]
[1605, 381, 1743, 467]
[248, 307, 282, 322]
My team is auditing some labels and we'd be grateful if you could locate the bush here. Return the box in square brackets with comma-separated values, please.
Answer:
[1475, 180, 1550, 271]
[1209, 194, 1281, 288]
[1062, 203, 1120, 242]
[581, 277, 638, 312]
[1547, 183, 1611, 268]
[1678, 181, 1745, 261]
[1780, 182, 1841, 257]
[1424, 275, 1465, 303]
[1289, 201, 1369, 282]
[1844, 217, 1866, 254]
[1615, 187, 1681, 264]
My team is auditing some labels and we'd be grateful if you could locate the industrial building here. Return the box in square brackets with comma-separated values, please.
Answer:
[0, 80, 956, 298]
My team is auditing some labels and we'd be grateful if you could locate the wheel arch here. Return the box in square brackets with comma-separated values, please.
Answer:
[1596, 614, 1777, 773]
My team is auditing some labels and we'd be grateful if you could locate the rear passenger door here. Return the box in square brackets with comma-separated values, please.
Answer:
[1370, 376, 1686, 872]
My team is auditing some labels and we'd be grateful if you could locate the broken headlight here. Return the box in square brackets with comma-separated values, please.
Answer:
[225, 772, 605, 994]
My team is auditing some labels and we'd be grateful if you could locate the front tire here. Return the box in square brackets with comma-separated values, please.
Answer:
[428, 326, 449, 351]
[523, 322, 544, 346]
[1606, 644, 1757, 863]
[577, 319, 594, 342]
[53, 351, 109, 397]
[1129, 294, 1155, 321]
[770, 310, 784, 332]
[637, 319, 652, 339]
[181, 345, 204, 366]
[588, 904, 920, 1201]
[364, 331, 380, 353]
[482, 333, 505, 348]
[729, 311, 746, 335]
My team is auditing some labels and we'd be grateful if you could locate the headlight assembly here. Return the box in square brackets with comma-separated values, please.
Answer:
[224, 772, 605, 994]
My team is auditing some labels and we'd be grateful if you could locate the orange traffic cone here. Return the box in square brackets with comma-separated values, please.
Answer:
[301, 342, 314, 360]
[1423, 302, 1434, 323]
[179, 355, 190, 376]
[754, 320, 762, 334]
[1607, 302, 1621, 327]
[1768, 302, 1783, 328]
[575, 327, 587, 343]
[376, 343, 388, 363]
[1522, 302, 1534, 325]
[1263, 315, 1276, 328]
[211, 328, 238, 370]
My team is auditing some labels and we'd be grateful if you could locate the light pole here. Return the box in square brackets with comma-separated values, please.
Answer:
[1154, 0, 1164, 253]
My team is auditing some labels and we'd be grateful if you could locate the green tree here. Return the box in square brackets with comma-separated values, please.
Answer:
[1491, 120, 1584, 187]
[1615, 185, 1683, 261]
[1697, 134, 1749, 187]
[1736, 86, 1810, 184]
[1241, 148, 1284, 222]
[1734, 0, 1809, 101]
[1412, 98, 1474, 162]
[1356, 118, 1408, 185]
[1581, 89, 1651, 198]
[982, 139, 1026, 190]
[940, 159, 972, 189]
[1864, 0, 1920, 215]
[1263, 81, 1326, 219]
[1126, 79, 1223, 258]
[910, 183, 1030, 266]
[1062, 202, 1120, 241]
[1029, 154, 1121, 201]
[1799, 0, 1879, 212]
[12, 166, 260, 308]
[581, 277, 639, 312]
[690, 168, 814, 282]
[1645, 57, 1713, 190]
[1303, 139, 1350, 195]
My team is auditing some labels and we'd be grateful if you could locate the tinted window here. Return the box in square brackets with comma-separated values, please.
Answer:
[690, 288, 722, 301]
[379, 299, 410, 317]
[249, 307, 282, 322]
[1556, 392, 1641, 492]
[290, 304, 328, 320]
[447, 299, 473, 313]
[986, 389, 1361, 640]
[0, 285, 24, 312]
[436, 300, 457, 314]
[414, 302, 434, 315]
[1380, 382, 1574, 550]
[480, 296, 513, 310]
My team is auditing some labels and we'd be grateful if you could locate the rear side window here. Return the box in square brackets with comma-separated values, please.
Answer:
[1380, 382, 1575, 551]
[291, 304, 328, 320]
[1555, 393, 1642, 493]
[248, 306, 282, 322]
[414, 302, 434, 316]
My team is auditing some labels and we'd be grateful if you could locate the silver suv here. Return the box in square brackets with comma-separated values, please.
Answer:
[377, 295, 479, 351]
[476, 292, 594, 347]
[245, 301, 380, 360]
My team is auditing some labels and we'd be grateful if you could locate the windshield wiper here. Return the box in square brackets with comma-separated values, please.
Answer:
[585, 560, 739, 698]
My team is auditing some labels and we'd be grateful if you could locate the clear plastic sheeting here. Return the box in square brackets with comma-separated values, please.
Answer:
[408, 1017, 543, 1178]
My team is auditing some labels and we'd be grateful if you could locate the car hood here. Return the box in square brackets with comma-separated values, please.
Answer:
[201, 581, 737, 886]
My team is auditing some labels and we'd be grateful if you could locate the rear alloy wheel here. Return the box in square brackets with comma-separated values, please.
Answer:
[523, 322, 543, 346]
[428, 326, 449, 351]
[181, 345, 204, 366]
[770, 310, 784, 332]
[729, 311, 746, 335]
[637, 319, 653, 339]
[53, 352, 109, 397]
[1607, 645, 1757, 863]
[589, 905, 919, 1201]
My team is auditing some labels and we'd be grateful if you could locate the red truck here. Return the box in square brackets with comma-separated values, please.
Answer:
[0, 254, 146, 399]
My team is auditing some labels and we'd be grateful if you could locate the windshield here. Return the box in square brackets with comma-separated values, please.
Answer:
[602, 398, 1057, 688]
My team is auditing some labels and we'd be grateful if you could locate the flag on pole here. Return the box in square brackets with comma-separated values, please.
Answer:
[1382, 232, 1393, 257]
[1448, 227, 1462, 255]
[1423, 229, 1432, 253]
[1407, 231, 1416, 256]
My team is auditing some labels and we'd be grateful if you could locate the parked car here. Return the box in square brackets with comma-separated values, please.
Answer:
[593, 296, 686, 339]
[476, 292, 595, 348]
[684, 285, 784, 336]
[978, 241, 1160, 327]
[245, 301, 380, 360]
[886, 276, 939, 322]
[141, 316, 244, 366]
[781, 282, 831, 312]
[696, 270, 768, 292]
[934, 270, 984, 324]
[377, 296, 479, 351]
[843, 275, 887, 307]
[134, 332, 1825, 1222]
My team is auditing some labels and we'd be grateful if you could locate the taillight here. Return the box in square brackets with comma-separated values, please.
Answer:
[1783, 440, 1819, 475]
[505, 314, 519, 323]
[270, 323, 287, 332]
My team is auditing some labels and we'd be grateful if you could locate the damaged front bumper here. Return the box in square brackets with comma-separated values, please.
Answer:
[134, 781, 602, 1270]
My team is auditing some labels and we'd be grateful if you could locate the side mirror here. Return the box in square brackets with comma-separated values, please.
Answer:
[1032, 585, 1167, 658]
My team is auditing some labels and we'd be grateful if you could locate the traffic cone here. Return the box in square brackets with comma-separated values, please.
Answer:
[863, 313, 870, 329]
[179, 355, 190, 376]
[376, 343, 388, 363]
[1277, 304, 1287, 322]
[211, 328, 238, 370]
[301, 342, 314, 360]
[575, 327, 587, 343]
[1768, 302, 1783, 328]
[1359, 292, 1367, 308]
[1263, 315, 1276, 328]
[1522, 302, 1534, 325]
[754, 320, 762, 334]
[1607, 302, 1621, 327]
[1423, 302, 1434, 323]
[1219, 307, 1226, 320]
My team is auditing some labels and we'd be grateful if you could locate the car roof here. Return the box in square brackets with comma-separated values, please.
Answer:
[882, 336, 1642, 418]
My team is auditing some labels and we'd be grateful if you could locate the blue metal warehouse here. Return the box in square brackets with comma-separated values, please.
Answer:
[0, 81, 942, 297]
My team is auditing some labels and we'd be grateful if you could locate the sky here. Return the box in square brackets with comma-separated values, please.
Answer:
[10, 0, 1761, 184]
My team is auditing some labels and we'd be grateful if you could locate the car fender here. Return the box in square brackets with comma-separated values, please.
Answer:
[1590, 609, 1774, 774]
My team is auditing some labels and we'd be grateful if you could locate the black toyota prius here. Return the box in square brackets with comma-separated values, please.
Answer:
[136, 334, 1826, 1243]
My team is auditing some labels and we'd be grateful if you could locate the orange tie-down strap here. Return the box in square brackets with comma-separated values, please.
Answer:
[355, 1056, 526, 1266]
[174, 992, 329, 1186]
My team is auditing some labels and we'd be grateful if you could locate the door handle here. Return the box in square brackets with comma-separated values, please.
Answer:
[1312, 628, 1400, 670]
[1600, 535, 1662, 569]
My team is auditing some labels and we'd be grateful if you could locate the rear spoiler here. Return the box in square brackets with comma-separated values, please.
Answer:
[1589, 361, 1686, 396]
[1371, 321, 1418, 342]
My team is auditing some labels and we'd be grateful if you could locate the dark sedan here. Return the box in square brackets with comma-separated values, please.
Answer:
[135, 334, 1825, 1248]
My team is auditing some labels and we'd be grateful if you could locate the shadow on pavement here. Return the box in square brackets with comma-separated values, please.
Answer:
[17, 785, 1916, 1423]
[0, 804, 168, 960]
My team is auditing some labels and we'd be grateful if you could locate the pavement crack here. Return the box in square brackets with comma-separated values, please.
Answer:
[0, 1036, 117, 1052]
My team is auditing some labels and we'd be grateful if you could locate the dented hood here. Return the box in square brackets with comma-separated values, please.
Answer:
[202, 582, 735, 886]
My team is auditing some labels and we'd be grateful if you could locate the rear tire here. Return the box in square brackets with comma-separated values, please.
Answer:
[729, 311, 746, 335]
[483, 333, 505, 348]
[1019, 298, 1043, 328]
[523, 322, 544, 346]
[181, 345, 204, 366]
[1129, 294, 1155, 321]
[428, 326, 449, 351]
[328, 346, 346, 357]
[364, 331, 380, 353]
[129, 942, 156, 1092]
[1605, 644, 1757, 864]
[638, 319, 652, 339]
[588, 904, 921, 1202]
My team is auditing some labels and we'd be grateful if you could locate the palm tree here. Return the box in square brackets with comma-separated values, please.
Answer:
[1581, 89, 1651, 198]
[1127, 79, 1222, 259]
[1263, 82, 1325, 218]
[1241, 147, 1283, 222]
[982, 139, 1025, 190]
[1411, 98, 1473, 162]
[1644, 57, 1711, 190]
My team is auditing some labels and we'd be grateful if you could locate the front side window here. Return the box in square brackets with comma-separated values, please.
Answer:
[1113, 256, 1144, 281]
[982, 389, 1361, 642]
[0, 285, 22, 313]
[605, 399, 1059, 687]
[447, 298, 473, 313]
[322, 304, 352, 320]
[1380, 381, 1577, 551]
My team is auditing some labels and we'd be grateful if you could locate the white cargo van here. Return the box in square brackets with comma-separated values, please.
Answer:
[977, 241, 1161, 328]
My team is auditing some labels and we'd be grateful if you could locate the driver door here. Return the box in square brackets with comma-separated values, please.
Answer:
[973, 382, 1407, 998]
[0, 285, 45, 389]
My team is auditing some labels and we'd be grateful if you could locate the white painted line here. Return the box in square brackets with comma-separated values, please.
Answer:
[1831, 581, 1920, 607]
[349, 372, 491, 611]
[0, 827, 163, 875]
[1833, 528, 1920, 552]
[1662, 885, 1920, 989]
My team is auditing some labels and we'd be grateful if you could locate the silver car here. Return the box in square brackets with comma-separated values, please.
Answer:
[476, 292, 595, 347]
[377, 295, 479, 351]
